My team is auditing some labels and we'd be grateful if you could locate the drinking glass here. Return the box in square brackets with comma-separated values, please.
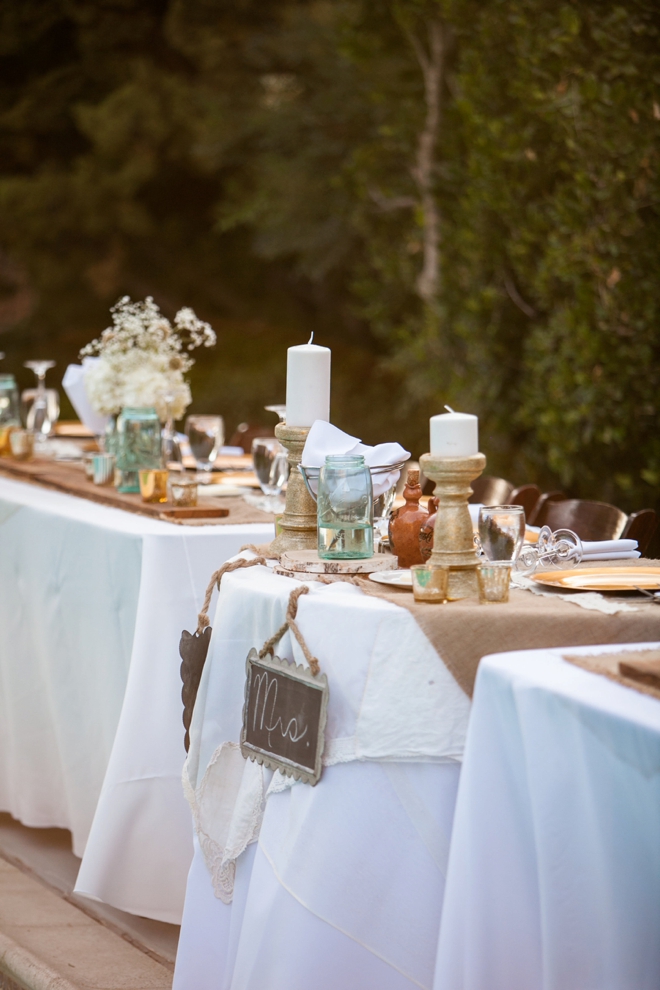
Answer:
[251, 437, 289, 497]
[478, 505, 526, 562]
[185, 415, 224, 479]
[160, 392, 182, 466]
[23, 361, 57, 440]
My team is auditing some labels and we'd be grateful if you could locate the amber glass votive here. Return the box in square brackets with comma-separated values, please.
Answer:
[9, 429, 34, 461]
[477, 561, 512, 604]
[139, 468, 169, 503]
[411, 563, 449, 603]
[168, 475, 198, 507]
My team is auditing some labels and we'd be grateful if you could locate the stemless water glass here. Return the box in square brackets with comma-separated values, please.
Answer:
[251, 437, 289, 496]
[478, 505, 526, 562]
[185, 415, 224, 479]
[317, 454, 373, 559]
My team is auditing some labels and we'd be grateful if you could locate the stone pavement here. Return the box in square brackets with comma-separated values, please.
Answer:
[0, 858, 172, 990]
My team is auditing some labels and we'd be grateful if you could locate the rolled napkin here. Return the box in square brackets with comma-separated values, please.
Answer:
[62, 359, 108, 437]
[580, 539, 640, 561]
[301, 421, 410, 498]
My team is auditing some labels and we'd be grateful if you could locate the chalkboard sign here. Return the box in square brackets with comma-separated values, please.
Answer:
[240, 648, 329, 785]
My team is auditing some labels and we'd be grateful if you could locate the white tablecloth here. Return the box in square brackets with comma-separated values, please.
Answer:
[173, 564, 471, 990]
[0, 477, 273, 922]
[434, 642, 660, 990]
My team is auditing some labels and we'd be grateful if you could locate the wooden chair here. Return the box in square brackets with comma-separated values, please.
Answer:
[509, 484, 541, 519]
[622, 509, 657, 557]
[469, 476, 515, 506]
[534, 498, 627, 542]
[527, 491, 566, 526]
[229, 422, 274, 452]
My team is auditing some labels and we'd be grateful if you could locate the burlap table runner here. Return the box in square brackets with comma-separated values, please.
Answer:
[356, 561, 660, 697]
[563, 649, 660, 702]
[0, 456, 275, 527]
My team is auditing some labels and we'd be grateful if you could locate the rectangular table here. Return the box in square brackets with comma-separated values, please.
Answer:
[0, 476, 274, 923]
[434, 642, 660, 990]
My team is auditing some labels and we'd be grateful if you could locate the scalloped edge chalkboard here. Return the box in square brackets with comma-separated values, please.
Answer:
[240, 648, 329, 786]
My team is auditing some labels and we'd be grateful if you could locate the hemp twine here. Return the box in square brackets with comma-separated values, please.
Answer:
[196, 556, 268, 634]
[196, 556, 321, 677]
[258, 585, 321, 676]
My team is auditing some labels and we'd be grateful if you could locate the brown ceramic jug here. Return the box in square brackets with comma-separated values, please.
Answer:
[419, 496, 439, 562]
[388, 470, 430, 568]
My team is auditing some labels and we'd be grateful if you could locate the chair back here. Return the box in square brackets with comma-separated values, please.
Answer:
[535, 498, 627, 542]
[622, 509, 657, 557]
[528, 491, 566, 526]
[509, 484, 541, 519]
[469, 476, 514, 506]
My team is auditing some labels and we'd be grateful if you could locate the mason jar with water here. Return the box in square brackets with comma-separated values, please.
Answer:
[317, 454, 373, 559]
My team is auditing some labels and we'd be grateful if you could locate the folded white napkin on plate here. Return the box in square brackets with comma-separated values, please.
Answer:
[62, 359, 108, 436]
[580, 539, 640, 561]
[301, 421, 410, 497]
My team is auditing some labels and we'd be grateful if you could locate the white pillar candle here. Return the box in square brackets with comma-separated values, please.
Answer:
[285, 335, 331, 427]
[430, 406, 479, 456]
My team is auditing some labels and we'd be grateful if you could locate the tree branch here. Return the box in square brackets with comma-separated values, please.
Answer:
[503, 272, 537, 318]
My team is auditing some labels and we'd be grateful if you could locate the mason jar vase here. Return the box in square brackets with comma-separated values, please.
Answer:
[317, 454, 374, 559]
[115, 407, 162, 493]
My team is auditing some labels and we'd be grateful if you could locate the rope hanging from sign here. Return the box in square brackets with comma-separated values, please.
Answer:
[196, 555, 268, 634]
[258, 585, 321, 676]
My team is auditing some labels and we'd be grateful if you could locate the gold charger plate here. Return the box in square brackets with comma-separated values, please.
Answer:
[533, 566, 660, 592]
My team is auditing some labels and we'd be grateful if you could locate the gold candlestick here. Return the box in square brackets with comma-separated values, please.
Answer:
[268, 422, 318, 555]
[419, 452, 486, 599]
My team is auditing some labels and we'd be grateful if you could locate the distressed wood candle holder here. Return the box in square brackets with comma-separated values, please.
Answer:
[268, 422, 318, 555]
[418, 452, 486, 599]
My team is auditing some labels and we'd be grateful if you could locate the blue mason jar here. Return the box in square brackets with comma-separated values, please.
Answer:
[0, 375, 20, 427]
[317, 454, 373, 559]
[116, 407, 162, 493]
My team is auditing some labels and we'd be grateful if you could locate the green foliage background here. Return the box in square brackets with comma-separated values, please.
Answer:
[0, 0, 658, 512]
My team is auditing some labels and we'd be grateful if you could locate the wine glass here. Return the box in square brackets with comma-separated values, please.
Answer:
[264, 404, 286, 423]
[251, 437, 289, 496]
[160, 392, 182, 467]
[185, 414, 224, 480]
[23, 360, 57, 441]
[478, 505, 526, 561]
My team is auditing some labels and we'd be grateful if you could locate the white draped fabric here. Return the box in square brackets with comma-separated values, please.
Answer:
[174, 564, 471, 990]
[0, 477, 273, 922]
[434, 642, 660, 990]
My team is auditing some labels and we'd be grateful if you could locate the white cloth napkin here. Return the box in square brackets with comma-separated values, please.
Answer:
[580, 539, 640, 561]
[62, 359, 108, 436]
[301, 421, 410, 498]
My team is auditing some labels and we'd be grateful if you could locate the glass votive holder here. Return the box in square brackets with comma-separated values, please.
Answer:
[168, 475, 198, 507]
[92, 452, 116, 486]
[9, 429, 35, 461]
[477, 561, 512, 604]
[411, 563, 449, 603]
[83, 450, 96, 479]
[139, 468, 169, 504]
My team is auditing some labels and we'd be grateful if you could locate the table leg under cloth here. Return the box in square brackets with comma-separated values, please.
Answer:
[174, 760, 461, 990]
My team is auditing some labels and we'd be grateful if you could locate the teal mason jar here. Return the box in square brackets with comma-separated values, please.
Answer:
[0, 375, 20, 427]
[116, 407, 161, 493]
[317, 454, 373, 559]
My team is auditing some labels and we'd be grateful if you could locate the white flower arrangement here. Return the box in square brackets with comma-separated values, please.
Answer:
[80, 296, 216, 420]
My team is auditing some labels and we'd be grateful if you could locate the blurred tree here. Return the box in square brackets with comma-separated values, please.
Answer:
[0, 0, 658, 511]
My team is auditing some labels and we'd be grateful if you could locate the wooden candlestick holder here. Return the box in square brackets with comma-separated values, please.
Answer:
[418, 452, 486, 599]
[268, 422, 318, 555]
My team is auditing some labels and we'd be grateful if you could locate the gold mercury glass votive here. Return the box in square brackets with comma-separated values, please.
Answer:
[477, 561, 512, 604]
[139, 468, 169, 504]
[9, 429, 34, 461]
[411, 563, 449, 603]
[168, 475, 198, 507]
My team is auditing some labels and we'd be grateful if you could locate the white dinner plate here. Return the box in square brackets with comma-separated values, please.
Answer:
[369, 569, 412, 589]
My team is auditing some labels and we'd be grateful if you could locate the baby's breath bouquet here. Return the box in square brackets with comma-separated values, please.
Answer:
[80, 296, 216, 421]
